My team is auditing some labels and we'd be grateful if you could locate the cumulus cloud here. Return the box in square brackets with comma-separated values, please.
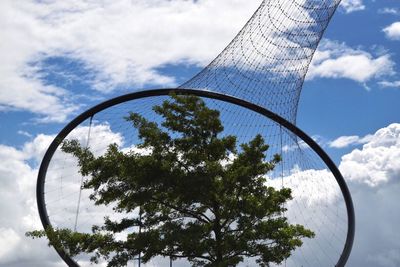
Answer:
[383, 21, 400, 40]
[0, 228, 20, 262]
[346, 180, 400, 267]
[274, 123, 400, 266]
[333, 123, 400, 266]
[339, 123, 400, 187]
[0, 0, 260, 121]
[307, 39, 395, 83]
[265, 165, 350, 266]
[0, 123, 127, 266]
[0, 143, 63, 266]
[2, 122, 400, 266]
[340, 0, 365, 13]
[0, 123, 195, 266]
[0, 123, 347, 266]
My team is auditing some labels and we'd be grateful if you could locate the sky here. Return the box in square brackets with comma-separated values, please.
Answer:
[0, 0, 400, 266]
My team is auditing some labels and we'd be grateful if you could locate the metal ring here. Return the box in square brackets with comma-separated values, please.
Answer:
[37, 88, 355, 267]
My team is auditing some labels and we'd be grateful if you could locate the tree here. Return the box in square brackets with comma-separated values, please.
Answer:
[28, 94, 314, 267]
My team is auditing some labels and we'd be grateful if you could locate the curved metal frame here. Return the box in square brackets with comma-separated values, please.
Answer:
[37, 88, 355, 267]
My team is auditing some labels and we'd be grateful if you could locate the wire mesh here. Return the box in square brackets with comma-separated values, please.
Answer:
[38, 0, 353, 266]
[43, 94, 348, 266]
[180, 0, 341, 124]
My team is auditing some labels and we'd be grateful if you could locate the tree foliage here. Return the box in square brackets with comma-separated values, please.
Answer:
[28, 94, 314, 266]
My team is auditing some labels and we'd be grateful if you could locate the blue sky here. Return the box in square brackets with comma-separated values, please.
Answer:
[298, 0, 400, 162]
[0, 0, 400, 266]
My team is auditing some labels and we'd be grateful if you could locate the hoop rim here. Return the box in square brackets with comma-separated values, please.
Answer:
[37, 88, 355, 267]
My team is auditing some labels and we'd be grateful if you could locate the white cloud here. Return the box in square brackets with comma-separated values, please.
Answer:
[0, 0, 80, 122]
[378, 8, 400, 16]
[265, 165, 351, 266]
[0, 143, 62, 266]
[3, 122, 400, 266]
[346, 179, 400, 267]
[0, 0, 260, 121]
[307, 40, 395, 83]
[0, 228, 20, 261]
[378, 80, 400, 88]
[340, 0, 365, 13]
[17, 130, 33, 138]
[282, 135, 328, 152]
[339, 123, 400, 187]
[325, 123, 400, 266]
[0, 123, 127, 266]
[275, 169, 340, 206]
[329, 134, 373, 148]
[383, 21, 400, 40]
[0, 69, 78, 123]
[274, 123, 400, 266]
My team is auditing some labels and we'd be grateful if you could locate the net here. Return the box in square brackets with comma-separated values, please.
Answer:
[41, 91, 350, 267]
[181, 0, 341, 124]
[37, 0, 354, 266]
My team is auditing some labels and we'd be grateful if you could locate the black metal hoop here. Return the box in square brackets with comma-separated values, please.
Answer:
[37, 88, 355, 267]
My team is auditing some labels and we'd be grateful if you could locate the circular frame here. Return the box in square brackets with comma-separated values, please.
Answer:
[37, 88, 355, 267]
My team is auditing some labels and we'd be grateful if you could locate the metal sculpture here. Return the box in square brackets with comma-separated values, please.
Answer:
[36, 1, 354, 266]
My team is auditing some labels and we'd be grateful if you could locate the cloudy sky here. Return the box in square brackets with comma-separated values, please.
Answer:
[0, 0, 400, 266]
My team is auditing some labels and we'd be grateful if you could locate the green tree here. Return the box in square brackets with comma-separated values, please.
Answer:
[28, 94, 314, 267]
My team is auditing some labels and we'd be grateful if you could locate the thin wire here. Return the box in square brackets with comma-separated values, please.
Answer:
[74, 115, 93, 232]
[279, 125, 287, 267]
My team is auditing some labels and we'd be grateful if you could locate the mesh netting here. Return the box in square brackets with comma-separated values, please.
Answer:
[42, 92, 349, 267]
[181, 0, 340, 123]
[38, 0, 353, 266]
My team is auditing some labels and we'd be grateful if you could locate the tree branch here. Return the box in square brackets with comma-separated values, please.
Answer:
[150, 196, 212, 224]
